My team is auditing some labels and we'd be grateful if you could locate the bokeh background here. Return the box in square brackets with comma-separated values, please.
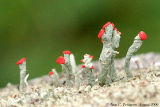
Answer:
[0, 0, 159, 87]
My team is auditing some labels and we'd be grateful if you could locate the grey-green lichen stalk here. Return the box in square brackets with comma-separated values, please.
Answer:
[98, 22, 120, 86]
[56, 51, 75, 87]
[49, 69, 60, 87]
[110, 29, 121, 82]
[81, 54, 95, 87]
[125, 31, 147, 78]
[17, 58, 27, 92]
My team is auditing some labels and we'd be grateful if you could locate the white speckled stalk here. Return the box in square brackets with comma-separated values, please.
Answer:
[125, 35, 143, 78]
[63, 54, 75, 86]
[19, 61, 26, 92]
[82, 54, 95, 87]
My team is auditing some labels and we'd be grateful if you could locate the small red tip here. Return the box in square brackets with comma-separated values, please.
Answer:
[81, 65, 85, 68]
[98, 29, 104, 39]
[139, 31, 147, 40]
[90, 66, 94, 69]
[56, 56, 65, 64]
[102, 22, 111, 30]
[89, 55, 94, 59]
[63, 50, 71, 55]
[49, 71, 54, 77]
[81, 59, 83, 63]
[17, 58, 26, 65]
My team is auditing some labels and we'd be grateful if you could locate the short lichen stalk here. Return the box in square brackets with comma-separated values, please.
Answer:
[125, 31, 147, 78]
[56, 51, 75, 87]
[80, 54, 95, 87]
[74, 68, 83, 89]
[17, 58, 27, 92]
[49, 69, 60, 87]
[98, 22, 120, 86]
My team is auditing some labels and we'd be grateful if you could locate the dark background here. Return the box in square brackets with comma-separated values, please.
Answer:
[0, 0, 159, 87]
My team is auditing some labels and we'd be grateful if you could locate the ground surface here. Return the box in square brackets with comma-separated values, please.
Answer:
[0, 53, 160, 107]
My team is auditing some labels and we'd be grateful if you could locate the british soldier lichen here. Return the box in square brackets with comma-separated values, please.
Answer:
[56, 51, 75, 87]
[97, 22, 120, 86]
[15, 22, 147, 92]
[17, 58, 28, 92]
[80, 54, 95, 87]
[125, 31, 147, 78]
[49, 69, 60, 87]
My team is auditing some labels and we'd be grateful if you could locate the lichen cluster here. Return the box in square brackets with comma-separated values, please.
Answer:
[0, 22, 150, 107]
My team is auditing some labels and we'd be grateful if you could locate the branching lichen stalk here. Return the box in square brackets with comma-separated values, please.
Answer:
[98, 24, 120, 86]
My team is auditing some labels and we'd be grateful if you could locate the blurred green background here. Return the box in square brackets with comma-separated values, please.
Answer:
[0, 0, 159, 87]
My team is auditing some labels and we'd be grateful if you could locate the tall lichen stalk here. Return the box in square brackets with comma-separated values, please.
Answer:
[125, 31, 147, 78]
[110, 29, 121, 82]
[19, 62, 26, 91]
[98, 22, 120, 86]
[17, 58, 27, 92]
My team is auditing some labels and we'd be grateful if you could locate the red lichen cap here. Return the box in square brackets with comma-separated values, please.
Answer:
[17, 58, 26, 65]
[49, 71, 54, 77]
[81, 59, 83, 63]
[114, 27, 117, 31]
[139, 31, 147, 40]
[102, 22, 111, 30]
[63, 50, 71, 55]
[90, 66, 94, 69]
[81, 65, 85, 68]
[56, 56, 65, 64]
[98, 29, 104, 39]
[89, 55, 94, 59]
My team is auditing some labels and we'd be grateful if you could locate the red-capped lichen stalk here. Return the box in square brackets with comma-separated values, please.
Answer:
[17, 58, 27, 92]
[80, 54, 95, 87]
[98, 22, 120, 86]
[49, 69, 60, 87]
[125, 31, 147, 78]
[56, 51, 75, 86]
